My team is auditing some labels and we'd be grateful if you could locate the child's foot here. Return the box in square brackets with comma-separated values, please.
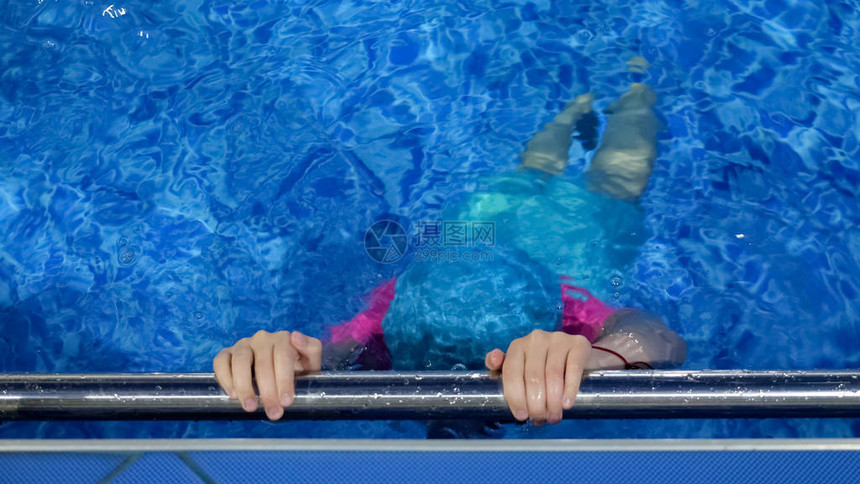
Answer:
[626, 56, 650, 83]
[553, 93, 594, 125]
[626, 56, 650, 73]
[519, 93, 595, 175]
[607, 82, 657, 112]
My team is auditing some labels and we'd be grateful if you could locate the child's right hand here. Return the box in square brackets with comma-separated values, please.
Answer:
[484, 330, 592, 426]
[213, 330, 322, 421]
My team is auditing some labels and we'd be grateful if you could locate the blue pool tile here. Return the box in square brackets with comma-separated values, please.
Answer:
[0, 453, 125, 484]
[111, 453, 204, 484]
[185, 449, 860, 484]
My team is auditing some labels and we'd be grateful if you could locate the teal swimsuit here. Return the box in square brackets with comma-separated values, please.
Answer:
[381, 170, 645, 370]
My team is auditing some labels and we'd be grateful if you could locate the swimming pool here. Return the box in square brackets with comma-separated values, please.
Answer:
[0, 0, 858, 440]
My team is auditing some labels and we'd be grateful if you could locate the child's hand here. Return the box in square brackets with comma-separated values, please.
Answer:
[213, 330, 322, 421]
[485, 330, 591, 426]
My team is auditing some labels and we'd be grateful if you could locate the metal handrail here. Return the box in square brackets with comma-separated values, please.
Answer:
[1, 370, 859, 421]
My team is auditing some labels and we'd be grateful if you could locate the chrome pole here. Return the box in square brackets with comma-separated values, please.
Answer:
[1, 370, 859, 421]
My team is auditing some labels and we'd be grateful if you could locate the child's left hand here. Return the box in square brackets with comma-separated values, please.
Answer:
[485, 330, 591, 426]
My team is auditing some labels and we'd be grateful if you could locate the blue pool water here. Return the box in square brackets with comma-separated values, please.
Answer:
[0, 0, 858, 439]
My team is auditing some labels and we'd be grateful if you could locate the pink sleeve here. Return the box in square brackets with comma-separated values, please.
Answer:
[560, 282, 616, 343]
[328, 278, 397, 345]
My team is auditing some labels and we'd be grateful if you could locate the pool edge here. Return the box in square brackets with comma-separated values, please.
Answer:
[1, 438, 858, 452]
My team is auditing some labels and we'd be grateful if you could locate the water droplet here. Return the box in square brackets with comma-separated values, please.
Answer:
[576, 29, 594, 42]
[119, 247, 136, 264]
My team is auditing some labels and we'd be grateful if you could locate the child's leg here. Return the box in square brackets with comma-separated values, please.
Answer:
[585, 83, 660, 201]
[519, 94, 595, 175]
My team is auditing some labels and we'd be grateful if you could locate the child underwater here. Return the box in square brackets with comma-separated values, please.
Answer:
[213, 69, 687, 427]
